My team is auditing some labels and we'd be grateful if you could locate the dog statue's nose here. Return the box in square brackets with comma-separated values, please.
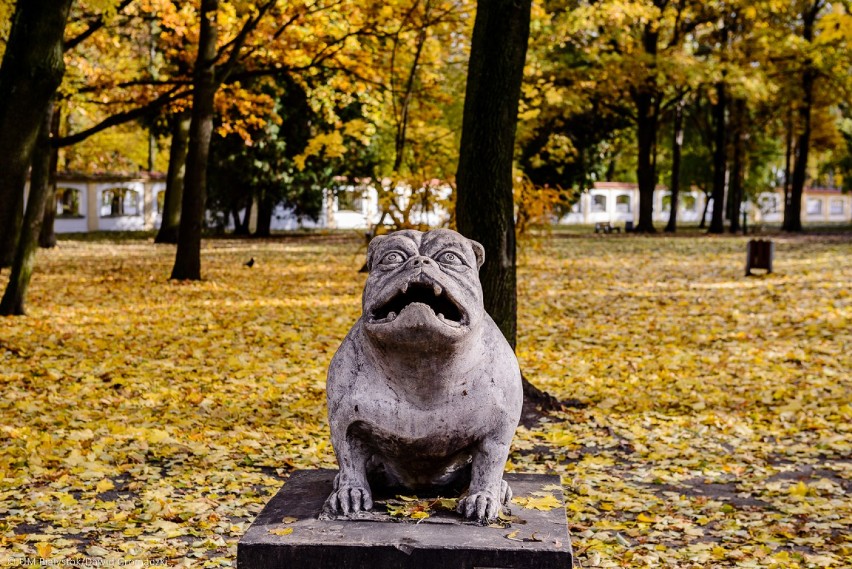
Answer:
[410, 257, 432, 267]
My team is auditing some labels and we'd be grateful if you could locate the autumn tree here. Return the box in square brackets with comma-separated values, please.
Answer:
[0, 1, 75, 313]
[780, 0, 851, 231]
[171, 0, 224, 280]
[543, 0, 710, 233]
[517, 5, 630, 194]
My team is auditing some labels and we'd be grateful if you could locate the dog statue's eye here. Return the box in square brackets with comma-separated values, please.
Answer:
[438, 251, 462, 264]
[381, 251, 405, 264]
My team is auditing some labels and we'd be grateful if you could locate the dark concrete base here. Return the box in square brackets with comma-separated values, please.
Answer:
[238, 469, 572, 569]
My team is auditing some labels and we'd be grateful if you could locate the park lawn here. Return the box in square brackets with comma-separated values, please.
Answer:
[0, 231, 850, 568]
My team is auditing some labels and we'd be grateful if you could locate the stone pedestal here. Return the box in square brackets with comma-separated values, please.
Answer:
[238, 469, 572, 569]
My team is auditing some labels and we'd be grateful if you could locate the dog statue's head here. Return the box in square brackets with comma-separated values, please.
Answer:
[362, 229, 485, 347]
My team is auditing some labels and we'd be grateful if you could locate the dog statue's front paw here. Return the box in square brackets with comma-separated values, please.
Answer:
[457, 490, 501, 522]
[323, 485, 374, 515]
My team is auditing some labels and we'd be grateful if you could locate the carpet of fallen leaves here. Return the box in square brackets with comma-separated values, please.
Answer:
[0, 231, 850, 568]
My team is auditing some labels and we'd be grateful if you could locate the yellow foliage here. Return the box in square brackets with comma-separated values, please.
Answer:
[0, 232, 850, 567]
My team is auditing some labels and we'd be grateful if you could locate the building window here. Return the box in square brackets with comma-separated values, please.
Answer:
[830, 199, 844, 216]
[56, 188, 83, 218]
[101, 188, 140, 217]
[591, 195, 607, 213]
[615, 195, 631, 213]
[682, 195, 697, 212]
[759, 194, 779, 214]
[806, 198, 823, 215]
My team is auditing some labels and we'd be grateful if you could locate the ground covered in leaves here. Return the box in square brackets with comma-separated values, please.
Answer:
[1, 231, 850, 568]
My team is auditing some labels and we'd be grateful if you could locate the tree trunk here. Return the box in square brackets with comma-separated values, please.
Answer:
[155, 112, 191, 244]
[784, 72, 813, 233]
[728, 99, 745, 234]
[0, 100, 56, 315]
[171, 0, 219, 280]
[455, 0, 531, 348]
[38, 106, 61, 249]
[455, 0, 553, 407]
[783, 2, 821, 232]
[708, 81, 727, 234]
[634, 92, 658, 233]
[0, 0, 74, 268]
[254, 192, 273, 237]
[782, 105, 794, 229]
[699, 192, 711, 229]
[665, 101, 684, 233]
[632, 23, 660, 234]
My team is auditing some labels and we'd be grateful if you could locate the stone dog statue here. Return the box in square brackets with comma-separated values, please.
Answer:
[324, 228, 522, 522]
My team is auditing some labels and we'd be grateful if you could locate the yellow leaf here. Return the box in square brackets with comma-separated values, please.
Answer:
[269, 527, 294, 536]
[410, 511, 429, 520]
[789, 481, 810, 497]
[512, 494, 561, 511]
[36, 543, 52, 558]
[55, 492, 77, 507]
[95, 479, 114, 493]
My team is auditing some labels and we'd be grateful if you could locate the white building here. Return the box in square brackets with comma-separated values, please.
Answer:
[32, 175, 852, 233]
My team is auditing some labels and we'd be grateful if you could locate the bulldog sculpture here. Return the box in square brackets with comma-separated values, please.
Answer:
[323, 229, 523, 522]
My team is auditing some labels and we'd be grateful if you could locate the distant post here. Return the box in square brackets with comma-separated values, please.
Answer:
[745, 239, 774, 276]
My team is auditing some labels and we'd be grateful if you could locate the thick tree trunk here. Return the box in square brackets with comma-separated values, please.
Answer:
[155, 112, 191, 244]
[0, 0, 74, 268]
[1, 101, 55, 315]
[634, 92, 658, 233]
[665, 101, 684, 233]
[708, 81, 727, 234]
[455, 0, 531, 348]
[728, 99, 745, 234]
[38, 106, 61, 249]
[171, 0, 219, 280]
[254, 193, 273, 237]
[455, 0, 555, 408]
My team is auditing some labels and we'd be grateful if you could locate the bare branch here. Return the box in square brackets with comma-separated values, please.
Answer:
[54, 87, 191, 147]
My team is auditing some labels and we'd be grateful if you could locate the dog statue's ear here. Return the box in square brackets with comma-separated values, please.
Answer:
[469, 239, 485, 269]
[366, 234, 388, 273]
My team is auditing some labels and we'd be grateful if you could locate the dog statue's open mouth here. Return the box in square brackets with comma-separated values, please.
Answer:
[370, 282, 465, 327]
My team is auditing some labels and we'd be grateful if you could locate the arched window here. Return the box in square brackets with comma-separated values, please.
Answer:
[56, 188, 82, 217]
[615, 195, 631, 213]
[101, 188, 140, 217]
[682, 195, 697, 212]
[591, 195, 607, 213]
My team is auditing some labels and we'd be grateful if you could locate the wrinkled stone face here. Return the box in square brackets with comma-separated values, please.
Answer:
[362, 229, 485, 346]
